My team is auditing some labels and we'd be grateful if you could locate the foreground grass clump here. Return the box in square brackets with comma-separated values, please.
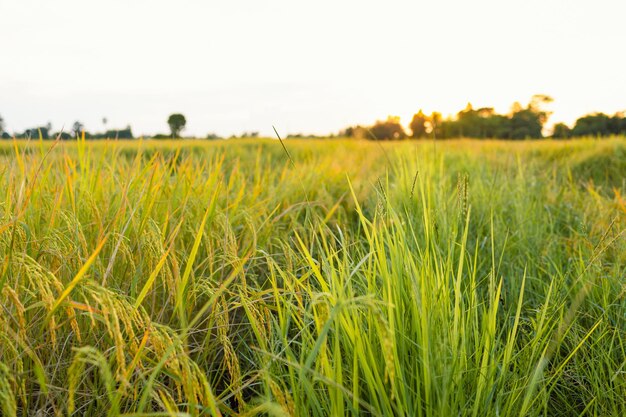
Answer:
[0, 137, 625, 416]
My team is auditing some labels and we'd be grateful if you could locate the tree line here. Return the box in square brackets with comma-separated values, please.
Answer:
[0, 112, 257, 141]
[341, 95, 626, 140]
[2, 98, 625, 140]
[0, 113, 196, 140]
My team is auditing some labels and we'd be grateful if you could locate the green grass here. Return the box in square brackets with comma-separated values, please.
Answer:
[0, 137, 625, 416]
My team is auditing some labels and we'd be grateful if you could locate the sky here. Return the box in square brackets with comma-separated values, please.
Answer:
[1, 0, 625, 137]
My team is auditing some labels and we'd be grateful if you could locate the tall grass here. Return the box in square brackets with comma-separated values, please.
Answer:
[0, 137, 625, 416]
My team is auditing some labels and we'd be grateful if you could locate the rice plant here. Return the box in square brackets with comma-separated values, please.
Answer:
[0, 137, 624, 416]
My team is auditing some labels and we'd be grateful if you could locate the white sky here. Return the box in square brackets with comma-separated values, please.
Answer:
[1, 0, 625, 137]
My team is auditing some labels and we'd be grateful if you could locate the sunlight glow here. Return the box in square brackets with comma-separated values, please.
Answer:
[1, 0, 624, 136]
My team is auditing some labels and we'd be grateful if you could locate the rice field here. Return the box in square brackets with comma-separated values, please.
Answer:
[1, 137, 625, 416]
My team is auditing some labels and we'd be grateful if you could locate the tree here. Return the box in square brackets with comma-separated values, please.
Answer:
[428, 112, 443, 138]
[72, 121, 84, 137]
[18, 126, 50, 139]
[369, 116, 406, 140]
[572, 113, 610, 137]
[0, 114, 5, 135]
[552, 123, 572, 139]
[509, 108, 542, 139]
[482, 113, 511, 139]
[608, 113, 624, 135]
[341, 126, 355, 137]
[34, 127, 50, 139]
[340, 125, 367, 139]
[104, 126, 134, 139]
[457, 103, 482, 138]
[507, 96, 552, 139]
[528, 94, 554, 125]
[167, 113, 186, 138]
[53, 131, 73, 140]
[409, 110, 428, 138]
[153, 133, 171, 139]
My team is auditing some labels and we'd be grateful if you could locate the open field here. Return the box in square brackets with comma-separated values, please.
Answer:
[1, 137, 625, 416]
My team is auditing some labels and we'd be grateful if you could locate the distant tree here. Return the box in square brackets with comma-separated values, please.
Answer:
[608, 112, 625, 135]
[569, 111, 626, 137]
[53, 131, 73, 140]
[369, 116, 406, 140]
[510, 101, 524, 114]
[104, 126, 134, 139]
[528, 94, 553, 126]
[354, 126, 369, 139]
[572, 113, 611, 137]
[438, 119, 455, 139]
[72, 121, 84, 137]
[428, 112, 443, 138]
[507, 96, 552, 139]
[509, 108, 542, 139]
[153, 133, 171, 139]
[0, 114, 4, 136]
[475, 108, 495, 138]
[38, 126, 50, 139]
[409, 110, 428, 138]
[465, 109, 511, 139]
[457, 103, 481, 137]
[20, 126, 50, 139]
[240, 131, 259, 138]
[285, 133, 320, 139]
[339, 125, 368, 139]
[167, 113, 186, 138]
[206, 133, 221, 140]
[341, 126, 354, 137]
[552, 123, 572, 139]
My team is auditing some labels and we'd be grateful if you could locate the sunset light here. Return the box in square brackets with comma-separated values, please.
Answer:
[1, 2, 625, 416]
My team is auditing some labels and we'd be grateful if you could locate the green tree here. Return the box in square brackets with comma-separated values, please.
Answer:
[572, 113, 610, 137]
[104, 126, 134, 139]
[409, 110, 428, 138]
[552, 123, 572, 139]
[428, 112, 443, 138]
[340, 125, 368, 139]
[485, 114, 511, 139]
[507, 96, 553, 139]
[0, 113, 5, 135]
[72, 121, 84, 137]
[23, 126, 50, 139]
[457, 103, 482, 137]
[509, 108, 542, 139]
[53, 131, 73, 140]
[167, 113, 187, 138]
[608, 112, 625, 135]
[369, 116, 406, 140]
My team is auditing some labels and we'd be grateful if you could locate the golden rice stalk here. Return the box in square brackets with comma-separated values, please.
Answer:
[217, 297, 244, 408]
[0, 362, 17, 417]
